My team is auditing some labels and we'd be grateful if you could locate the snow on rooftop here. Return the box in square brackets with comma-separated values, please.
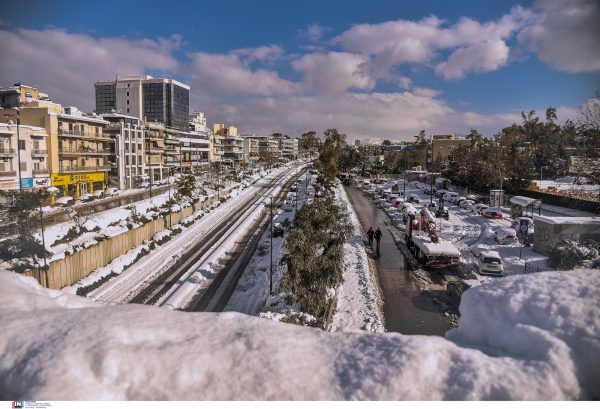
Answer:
[510, 196, 540, 207]
[412, 236, 461, 257]
[533, 215, 600, 225]
[1, 269, 599, 399]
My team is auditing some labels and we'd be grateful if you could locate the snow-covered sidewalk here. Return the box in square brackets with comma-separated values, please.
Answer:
[330, 184, 385, 333]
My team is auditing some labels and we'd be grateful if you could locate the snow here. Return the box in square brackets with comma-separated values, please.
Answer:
[510, 196, 540, 207]
[533, 215, 600, 226]
[1, 268, 598, 399]
[330, 183, 385, 333]
[412, 236, 461, 257]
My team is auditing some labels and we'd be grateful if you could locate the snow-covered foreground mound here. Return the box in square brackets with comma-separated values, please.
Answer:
[1, 270, 598, 400]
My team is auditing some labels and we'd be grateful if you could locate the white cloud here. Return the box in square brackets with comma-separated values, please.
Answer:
[334, 7, 535, 81]
[298, 24, 331, 41]
[435, 39, 510, 79]
[291, 52, 373, 94]
[518, 0, 600, 73]
[231, 45, 284, 63]
[187, 50, 300, 96]
[0, 28, 180, 111]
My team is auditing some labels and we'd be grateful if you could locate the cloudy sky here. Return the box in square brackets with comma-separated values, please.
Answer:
[1, 0, 599, 142]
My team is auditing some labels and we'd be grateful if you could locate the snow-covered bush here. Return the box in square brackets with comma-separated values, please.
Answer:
[547, 240, 595, 270]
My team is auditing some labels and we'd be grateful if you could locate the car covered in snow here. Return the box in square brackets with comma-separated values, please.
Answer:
[272, 223, 284, 237]
[443, 192, 459, 201]
[471, 203, 488, 214]
[459, 199, 474, 209]
[495, 228, 518, 244]
[451, 196, 466, 205]
[477, 251, 504, 276]
[55, 196, 75, 207]
[483, 207, 503, 219]
[79, 193, 95, 203]
[105, 188, 121, 197]
[407, 195, 420, 203]
[92, 190, 104, 199]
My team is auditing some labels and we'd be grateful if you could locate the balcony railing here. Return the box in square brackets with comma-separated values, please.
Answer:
[0, 148, 16, 155]
[58, 129, 111, 140]
[59, 164, 111, 172]
[59, 148, 111, 155]
[32, 168, 49, 175]
[31, 149, 47, 156]
[0, 171, 17, 177]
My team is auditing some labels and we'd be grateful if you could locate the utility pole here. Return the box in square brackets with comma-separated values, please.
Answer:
[430, 172, 434, 204]
[270, 195, 273, 295]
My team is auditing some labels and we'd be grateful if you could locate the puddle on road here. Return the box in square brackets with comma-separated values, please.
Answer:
[345, 186, 452, 336]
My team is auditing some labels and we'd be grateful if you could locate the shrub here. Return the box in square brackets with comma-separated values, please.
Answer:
[547, 240, 586, 270]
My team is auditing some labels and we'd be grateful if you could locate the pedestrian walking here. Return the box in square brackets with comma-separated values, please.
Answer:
[367, 227, 374, 246]
[374, 227, 382, 252]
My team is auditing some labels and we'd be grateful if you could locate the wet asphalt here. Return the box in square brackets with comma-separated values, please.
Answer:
[345, 185, 452, 336]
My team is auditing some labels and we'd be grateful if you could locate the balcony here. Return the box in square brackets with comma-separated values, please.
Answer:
[58, 128, 111, 141]
[0, 148, 15, 156]
[32, 149, 47, 156]
[0, 171, 16, 177]
[33, 168, 49, 175]
[59, 147, 112, 156]
[59, 164, 111, 173]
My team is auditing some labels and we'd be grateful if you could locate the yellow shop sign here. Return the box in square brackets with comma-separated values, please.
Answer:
[51, 172, 105, 185]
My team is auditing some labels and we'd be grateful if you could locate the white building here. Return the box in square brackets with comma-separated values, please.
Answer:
[180, 112, 210, 173]
[0, 122, 49, 190]
[101, 113, 145, 189]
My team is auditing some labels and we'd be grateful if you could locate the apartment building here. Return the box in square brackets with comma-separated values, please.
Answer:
[0, 122, 49, 190]
[144, 122, 166, 183]
[55, 107, 110, 198]
[101, 113, 145, 189]
[95, 75, 190, 131]
[276, 136, 298, 159]
[214, 123, 243, 163]
[164, 127, 181, 174]
[182, 112, 210, 173]
[427, 134, 471, 164]
[243, 136, 260, 163]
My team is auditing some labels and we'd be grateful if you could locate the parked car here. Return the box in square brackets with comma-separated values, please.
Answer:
[451, 196, 466, 205]
[435, 189, 449, 198]
[79, 193, 95, 203]
[105, 188, 121, 197]
[477, 251, 504, 276]
[443, 192, 459, 201]
[92, 190, 104, 199]
[471, 203, 488, 214]
[55, 196, 75, 207]
[447, 279, 479, 307]
[483, 207, 503, 219]
[407, 195, 420, 203]
[459, 199, 474, 209]
[495, 228, 518, 244]
[426, 202, 438, 211]
[272, 223, 284, 237]
[423, 188, 436, 195]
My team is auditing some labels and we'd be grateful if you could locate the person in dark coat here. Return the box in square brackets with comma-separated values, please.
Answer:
[367, 227, 374, 245]
[374, 227, 382, 251]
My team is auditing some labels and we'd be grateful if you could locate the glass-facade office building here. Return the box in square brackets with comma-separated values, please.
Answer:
[94, 77, 190, 131]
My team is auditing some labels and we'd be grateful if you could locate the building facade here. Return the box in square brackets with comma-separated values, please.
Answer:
[144, 122, 166, 183]
[101, 113, 145, 189]
[0, 122, 49, 190]
[95, 75, 190, 131]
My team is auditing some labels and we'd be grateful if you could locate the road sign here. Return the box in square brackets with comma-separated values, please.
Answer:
[520, 223, 528, 233]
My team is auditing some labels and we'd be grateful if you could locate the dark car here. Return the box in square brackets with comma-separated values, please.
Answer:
[446, 280, 475, 307]
[272, 223, 284, 237]
[407, 195, 420, 203]
[423, 188, 436, 195]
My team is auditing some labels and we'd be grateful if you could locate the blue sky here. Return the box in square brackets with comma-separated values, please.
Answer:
[1, 0, 599, 141]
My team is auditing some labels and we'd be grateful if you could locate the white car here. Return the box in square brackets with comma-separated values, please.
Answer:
[478, 251, 504, 276]
[471, 203, 488, 214]
[459, 199, 474, 209]
[495, 228, 518, 244]
[55, 196, 75, 207]
[105, 188, 121, 197]
[443, 192, 459, 201]
[92, 190, 104, 199]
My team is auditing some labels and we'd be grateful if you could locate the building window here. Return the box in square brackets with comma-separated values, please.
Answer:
[127, 99, 130, 105]
[127, 91, 129, 97]
[20, 162, 27, 171]
[19, 140, 26, 150]
[127, 108, 130, 114]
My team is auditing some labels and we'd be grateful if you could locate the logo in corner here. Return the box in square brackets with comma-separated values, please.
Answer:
[12, 402, 24, 409]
